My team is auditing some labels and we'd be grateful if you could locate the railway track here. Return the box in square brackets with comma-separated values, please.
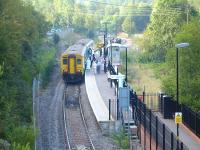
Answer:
[63, 84, 95, 150]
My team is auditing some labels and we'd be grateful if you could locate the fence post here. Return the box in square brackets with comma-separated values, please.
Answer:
[181, 142, 183, 150]
[177, 124, 179, 150]
[131, 97, 134, 120]
[195, 113, 197, 135]
[32, 78, 36, 150]
[144, 104, 146, 150]
[156, 116, 158, 150]
[171, 132, 174, 150]
[117, 99, 119, 120]
[163, 124, 165, 150]
[139, 101, 142, 144]
[109, 99, 111, 120]
[143, 91, 145, 103]
[150, 110, 152, 150]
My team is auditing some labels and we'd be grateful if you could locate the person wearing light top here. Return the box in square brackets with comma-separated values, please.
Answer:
[93, 60, 97, 74]
[86, 58, 91, 70]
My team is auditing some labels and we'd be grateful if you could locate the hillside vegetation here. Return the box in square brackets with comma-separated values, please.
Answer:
[0, 0, 55, 149]
[28, 0, 152, 36]
[137, 0, 200, 112]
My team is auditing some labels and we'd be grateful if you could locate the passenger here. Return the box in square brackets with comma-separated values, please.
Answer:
[97, 60, 101, 74]
[91, 54, 96, 67]
[104, 58, 107, 73]
[86, 58, 91, 70]
[100, 48, 102, 57]
[93, 60, 97, 74]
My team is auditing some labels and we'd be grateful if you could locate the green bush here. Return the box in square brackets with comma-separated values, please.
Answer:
[36, 47, 56, 87]
[112, 129, 129, 149]
[11, 142, 30, 150]
[6, 126, 34, 149]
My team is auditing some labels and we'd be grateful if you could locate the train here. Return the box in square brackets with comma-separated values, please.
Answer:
[60, 39, 94, 83]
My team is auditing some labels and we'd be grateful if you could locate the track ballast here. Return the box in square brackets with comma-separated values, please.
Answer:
[63, 84, 95, 150]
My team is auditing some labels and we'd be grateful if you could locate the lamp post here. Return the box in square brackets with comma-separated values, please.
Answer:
[102, 22, 108, 58]
[111, 42, 112, 65]
[125, 47, 128, 83]
[175, 43, 189, 111]
[175, 42, 189, 150]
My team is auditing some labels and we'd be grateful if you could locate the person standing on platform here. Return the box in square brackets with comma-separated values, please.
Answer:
[86, 58, 91, 70]
[104, 58, 107, 73]
[97, 60, 101, 74]
[100, 48, 102, 57]
[91, 53, 96, 67]
[93, 59, 97, 74]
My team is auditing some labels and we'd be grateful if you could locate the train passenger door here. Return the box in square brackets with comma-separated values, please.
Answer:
[68, 56, 76, 74]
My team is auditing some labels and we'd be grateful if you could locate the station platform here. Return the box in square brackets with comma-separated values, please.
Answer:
[85, 62, 200, 149]
[85, 66, 116, 122]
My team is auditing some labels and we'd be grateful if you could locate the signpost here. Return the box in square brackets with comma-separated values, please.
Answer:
[175, 112, 182, 124]
[175, 112, 182, 150]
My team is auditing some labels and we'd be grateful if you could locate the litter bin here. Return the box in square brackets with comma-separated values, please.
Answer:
[163, 95, 176, 119]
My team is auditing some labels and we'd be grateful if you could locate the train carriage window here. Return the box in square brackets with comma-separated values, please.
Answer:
[63, 58, 68, 64]
[77, 59, 81, 64]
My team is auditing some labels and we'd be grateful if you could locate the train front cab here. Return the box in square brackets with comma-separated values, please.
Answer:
[62, 54, 84, 83]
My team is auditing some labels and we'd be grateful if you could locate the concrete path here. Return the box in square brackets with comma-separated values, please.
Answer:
[154, 112, 200, 150]
[85, 70, 110, 122]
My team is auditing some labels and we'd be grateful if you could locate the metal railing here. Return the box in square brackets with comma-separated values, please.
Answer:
[131, 94, 189, 150]
[181, 105, 200, 138]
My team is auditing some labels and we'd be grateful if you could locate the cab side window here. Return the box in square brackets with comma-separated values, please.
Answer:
[77, 59, 81, 64]
[63, 58, 68, 64]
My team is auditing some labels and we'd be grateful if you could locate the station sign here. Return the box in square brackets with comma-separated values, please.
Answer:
[175, 112, 182, 124]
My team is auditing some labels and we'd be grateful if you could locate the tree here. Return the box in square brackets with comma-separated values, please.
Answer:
[162, 18, 200, 112]
[72, 5, 86, 32]
[0, 0, 48, 147]
[141, 0, 188, 62]
[122, 17, 136, 36]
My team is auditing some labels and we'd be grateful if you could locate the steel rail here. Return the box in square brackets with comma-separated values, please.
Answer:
[78, 90, 96, 150]
[64, 85, 95, 150]
[63, 86, 72, 150]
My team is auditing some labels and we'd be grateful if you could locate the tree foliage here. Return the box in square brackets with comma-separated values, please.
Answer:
[29, 0, 151, 36]
[162, 19, 200, 112]
[137, 0, 200, 113]
[112, 129, 129, 149]
[140, 0, 189, 62]
[122, 17, 136, 36]
[0, 0, 50, 147]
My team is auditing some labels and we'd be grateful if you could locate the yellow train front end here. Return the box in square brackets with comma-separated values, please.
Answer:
[60, 53, 85, 83]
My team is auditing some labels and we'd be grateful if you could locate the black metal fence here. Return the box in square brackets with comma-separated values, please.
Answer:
[159, 95, 200, 138]
[182, 105, 200, 138]
[132, 97, 189, 150]
[108, 64, 190, 149]
[108, 98, 118, 120]
[137, 92, 160, 111]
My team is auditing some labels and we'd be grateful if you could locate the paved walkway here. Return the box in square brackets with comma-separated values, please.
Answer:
[154, 112, 200, 150]
[85, 70, 110, 122]
[95, 71, 116, 109]
[85, 62, 116, 122]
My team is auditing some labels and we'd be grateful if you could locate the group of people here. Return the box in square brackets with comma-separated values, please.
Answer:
[86, 49, 107, 74]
